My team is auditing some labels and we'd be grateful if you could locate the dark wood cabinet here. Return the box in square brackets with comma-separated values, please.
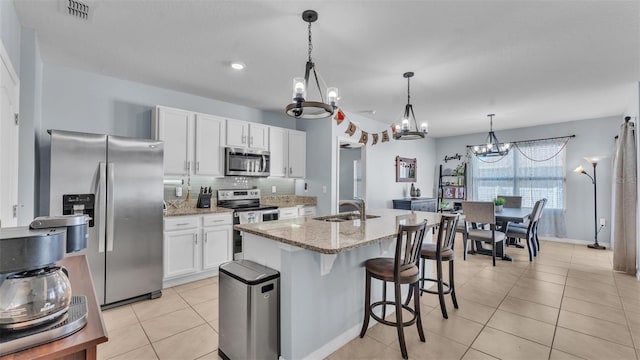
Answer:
[392, 198, 437, 212]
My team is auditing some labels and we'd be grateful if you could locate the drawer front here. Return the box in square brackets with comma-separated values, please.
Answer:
[279, 207, 299, 220]
[202, 213, 233, 227]
[298, 206, 316, 216]
[164, 216, 199, 231]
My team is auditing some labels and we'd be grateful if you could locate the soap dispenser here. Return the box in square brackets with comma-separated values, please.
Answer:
[410, 183, 416, 197]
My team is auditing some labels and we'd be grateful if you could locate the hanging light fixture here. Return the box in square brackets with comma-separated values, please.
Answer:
[471, 114, 510, 156]
[285, 10, 338, 119]
[393, 72, 427, 140]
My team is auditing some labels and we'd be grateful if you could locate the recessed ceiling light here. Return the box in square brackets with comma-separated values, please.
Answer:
[230, 62, 245, 70]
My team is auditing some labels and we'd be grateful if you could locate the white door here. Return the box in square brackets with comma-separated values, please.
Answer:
[0, 42, 19, 228]
[226, 119, 247, 148]
[248, 123, 269, 150]
[202, 226, 232, 270]
[156, 107, 191, 175]
[269, 127, 287, 177]
[288, 130, 306, 178]
[194, 113, 224, 176]
[164, 229, 199, 278]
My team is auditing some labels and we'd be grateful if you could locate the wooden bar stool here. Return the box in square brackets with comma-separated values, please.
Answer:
[359, 221, 427, 359]
[406, 214, 460, 319]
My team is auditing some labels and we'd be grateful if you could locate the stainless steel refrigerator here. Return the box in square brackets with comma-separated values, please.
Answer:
[48, 130, 164, 306]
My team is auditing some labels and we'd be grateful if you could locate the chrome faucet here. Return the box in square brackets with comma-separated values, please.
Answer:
[339, 198, 366, 221]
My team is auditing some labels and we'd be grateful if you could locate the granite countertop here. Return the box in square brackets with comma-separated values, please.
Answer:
[164, 195, 317, 217]
[261, 195, 317, 208]
[164, 200, 233, 217]
[234, 208, 441, 254]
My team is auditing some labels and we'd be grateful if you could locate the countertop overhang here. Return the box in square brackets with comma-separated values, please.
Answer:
[234, 208, 441, 254]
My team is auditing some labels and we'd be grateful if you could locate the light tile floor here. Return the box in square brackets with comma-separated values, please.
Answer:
[98, 238, 640, 360]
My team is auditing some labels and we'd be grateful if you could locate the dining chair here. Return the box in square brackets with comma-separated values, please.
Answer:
[405, 213, 460, 319]
[507, 198, 546, 255]
[504, 199, 544, 261]
[359, 221, 427, 359]
[461, 201, 507, 266]
[498, 195, 523, 208]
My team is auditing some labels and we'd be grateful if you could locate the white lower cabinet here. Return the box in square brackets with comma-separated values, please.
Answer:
[163, 213, 232, 288]
[299, 206, 317, 217]
[278, 207, 299, 220]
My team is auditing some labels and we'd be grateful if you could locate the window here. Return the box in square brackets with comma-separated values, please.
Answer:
[470, 139, 569, 237]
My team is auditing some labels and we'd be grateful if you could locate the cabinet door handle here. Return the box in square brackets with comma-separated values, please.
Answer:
[204, 233, 208, 244]
[289, 167, 292, 175]
[187, 161, 191, 172]
[284, 167, 286, 174]
[242, 135, 246, 144]
[195, 234, 198, 245]
[250, 136, 253, 146]
[196, 161, 200, 172]
[185, 160, 188, 171]
[176, 223, 190, 226]
[211, 219, 225, 223]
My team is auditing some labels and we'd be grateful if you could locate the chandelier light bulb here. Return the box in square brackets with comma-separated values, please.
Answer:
[420, 123, 428, 132]
[326, 87, 339, 107]
[292, 77, 306, 101]
[402, 118, 409, 130]
[395, 124, 401, 131]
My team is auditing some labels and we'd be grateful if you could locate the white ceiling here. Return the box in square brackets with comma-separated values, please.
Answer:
[14, 0, 640, 137]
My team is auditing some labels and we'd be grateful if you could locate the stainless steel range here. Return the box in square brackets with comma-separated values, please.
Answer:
[217, 189, 279, 258]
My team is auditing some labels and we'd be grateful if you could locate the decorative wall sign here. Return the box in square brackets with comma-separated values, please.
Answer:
[382, 130, 389, 142]
[372, 133, 379, 145]
[396, 156, 417, 182]
[359, 131, 369, 145]
[444, 153, 462, 163]
[345, 121, 357, 136]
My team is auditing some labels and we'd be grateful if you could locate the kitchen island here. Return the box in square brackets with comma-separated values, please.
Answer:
[235, 208, 440, 360]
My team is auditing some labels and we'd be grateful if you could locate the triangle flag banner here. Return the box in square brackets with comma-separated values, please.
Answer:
[391, 125, 396, 135]
[382, 130, 390, 142]
[372, 133, 379, 145]
[359, 131, 369, 145]
[345, 122, 357, 136]
[334, 108, 345, 125]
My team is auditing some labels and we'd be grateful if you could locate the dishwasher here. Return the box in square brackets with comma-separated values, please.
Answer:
[218, 260, 280, 360]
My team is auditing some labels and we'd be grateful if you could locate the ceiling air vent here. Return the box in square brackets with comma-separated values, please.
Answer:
[65, 0, 91, 20]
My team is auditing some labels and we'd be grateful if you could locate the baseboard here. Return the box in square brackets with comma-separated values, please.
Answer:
[300, 318, 383, 360]
[540, 236, 611, 248]
[162, 269, 219, 289]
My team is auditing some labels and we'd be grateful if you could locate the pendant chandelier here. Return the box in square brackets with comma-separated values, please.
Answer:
[471, 114, 510, 157]
[394, 72, 427, 140]
[285, 10, 338, 119]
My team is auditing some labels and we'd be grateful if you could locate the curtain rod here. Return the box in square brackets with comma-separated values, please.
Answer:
[466, 134, 575, 148]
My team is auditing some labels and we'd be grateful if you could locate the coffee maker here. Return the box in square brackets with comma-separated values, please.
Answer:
[0, 214, 90, 355]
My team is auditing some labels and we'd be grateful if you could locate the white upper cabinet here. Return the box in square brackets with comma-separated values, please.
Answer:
[153, 106, 224, 176]
[153, 106, 191, 175]
[268, 127, 306, 178]
[288, 130, 306, 178]
[225, 119, 268, 151]
[194, 113, 225, 176]
[269, 127, 287, 177]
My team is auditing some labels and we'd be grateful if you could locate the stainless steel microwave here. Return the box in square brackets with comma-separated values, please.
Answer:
[225, 148, 270, 177]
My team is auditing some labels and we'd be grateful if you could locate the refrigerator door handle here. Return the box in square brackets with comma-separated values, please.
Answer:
[107, 162, 115, 252]
[98, 162, 107, 253]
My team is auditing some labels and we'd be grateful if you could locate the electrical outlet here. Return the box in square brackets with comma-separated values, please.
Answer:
[599, 218, 606, 226]
[175, 186, 182, 197]
[272, 185, 277, 193]
[322, 185, 327, 194]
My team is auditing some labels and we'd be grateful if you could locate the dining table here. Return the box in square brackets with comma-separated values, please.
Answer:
[468, 207, 532, 261]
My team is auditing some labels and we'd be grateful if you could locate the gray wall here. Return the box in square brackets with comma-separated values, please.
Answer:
[37, 63, 297, 215]
[335, 112, 438, 211]
[435, 115, 622, 244]
[296, 118, 333, 214]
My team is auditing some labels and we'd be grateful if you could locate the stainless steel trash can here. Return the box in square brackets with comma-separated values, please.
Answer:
[218, 260, 280, 360]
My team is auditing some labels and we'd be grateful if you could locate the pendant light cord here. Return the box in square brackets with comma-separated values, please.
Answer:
[407, 76, 411, 104]
[308, 22, 313, 62]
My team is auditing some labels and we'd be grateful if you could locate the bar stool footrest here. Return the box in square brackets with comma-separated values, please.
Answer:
[419, 278, 452, 295]
[370, 301, 418, 327]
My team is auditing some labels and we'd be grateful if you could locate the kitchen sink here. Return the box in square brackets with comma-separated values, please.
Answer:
[313, 214, 381, 222]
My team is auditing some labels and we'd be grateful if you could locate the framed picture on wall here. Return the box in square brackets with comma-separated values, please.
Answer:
[396, 156, 417, 182]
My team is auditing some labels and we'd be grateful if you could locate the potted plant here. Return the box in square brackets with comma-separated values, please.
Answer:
[494, 197, 505, 212]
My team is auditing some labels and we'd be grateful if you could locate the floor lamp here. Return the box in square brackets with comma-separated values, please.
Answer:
[574, 157, 606, 250]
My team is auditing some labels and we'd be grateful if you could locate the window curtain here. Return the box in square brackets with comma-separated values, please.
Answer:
[612, 120, 637, 275]
[469, 138, 569, 237]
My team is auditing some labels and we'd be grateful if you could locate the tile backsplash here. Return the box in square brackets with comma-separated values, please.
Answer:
[164, 176, 296, 201]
